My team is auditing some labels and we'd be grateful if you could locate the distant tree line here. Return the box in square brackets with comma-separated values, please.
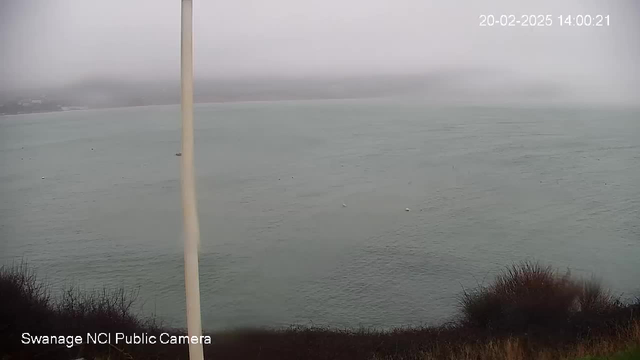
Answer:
[0, 100, 63, 115]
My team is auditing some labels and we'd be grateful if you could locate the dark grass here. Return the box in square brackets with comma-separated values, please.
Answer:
[580, 347, 640, 360]
[1, 261, 638, 360]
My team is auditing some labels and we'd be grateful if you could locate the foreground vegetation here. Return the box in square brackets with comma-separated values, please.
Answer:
[579, 347, 640, 360]
[1, 261, 638, 359]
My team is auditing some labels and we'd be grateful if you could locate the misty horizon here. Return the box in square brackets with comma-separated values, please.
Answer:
[1, 0, 639, 105]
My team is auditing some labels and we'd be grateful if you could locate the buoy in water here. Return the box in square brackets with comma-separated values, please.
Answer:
[405, 208, 410, 211]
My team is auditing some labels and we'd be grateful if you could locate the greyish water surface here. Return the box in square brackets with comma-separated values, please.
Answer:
[1, 100, 639, 330]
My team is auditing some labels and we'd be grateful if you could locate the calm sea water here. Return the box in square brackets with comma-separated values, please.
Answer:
[1, 99, 639, 330]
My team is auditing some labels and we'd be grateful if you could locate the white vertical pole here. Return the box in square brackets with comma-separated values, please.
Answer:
[180, 0, 204, 359]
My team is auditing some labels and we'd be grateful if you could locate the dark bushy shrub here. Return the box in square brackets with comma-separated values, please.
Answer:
[459, 261, 623, 335]
[0, 263, 55, 352]
[0, 262, 164, 358]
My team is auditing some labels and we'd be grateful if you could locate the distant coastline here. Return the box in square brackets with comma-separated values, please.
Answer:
[6, 71, 635, 117]
[3, 96, 638, 117]
[0, 95, 366, 116]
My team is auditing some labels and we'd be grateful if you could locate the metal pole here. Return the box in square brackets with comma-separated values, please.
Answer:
[180, 0, 204, 359]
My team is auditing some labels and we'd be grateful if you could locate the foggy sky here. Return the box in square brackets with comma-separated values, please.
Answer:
[1, 0, 639, 103]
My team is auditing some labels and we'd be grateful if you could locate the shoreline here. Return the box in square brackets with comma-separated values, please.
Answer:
[3, 97, 639, 118]
[0, 95, 372, 117]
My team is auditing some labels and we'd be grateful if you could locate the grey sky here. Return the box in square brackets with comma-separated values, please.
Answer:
[1, 0, 639, 102]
